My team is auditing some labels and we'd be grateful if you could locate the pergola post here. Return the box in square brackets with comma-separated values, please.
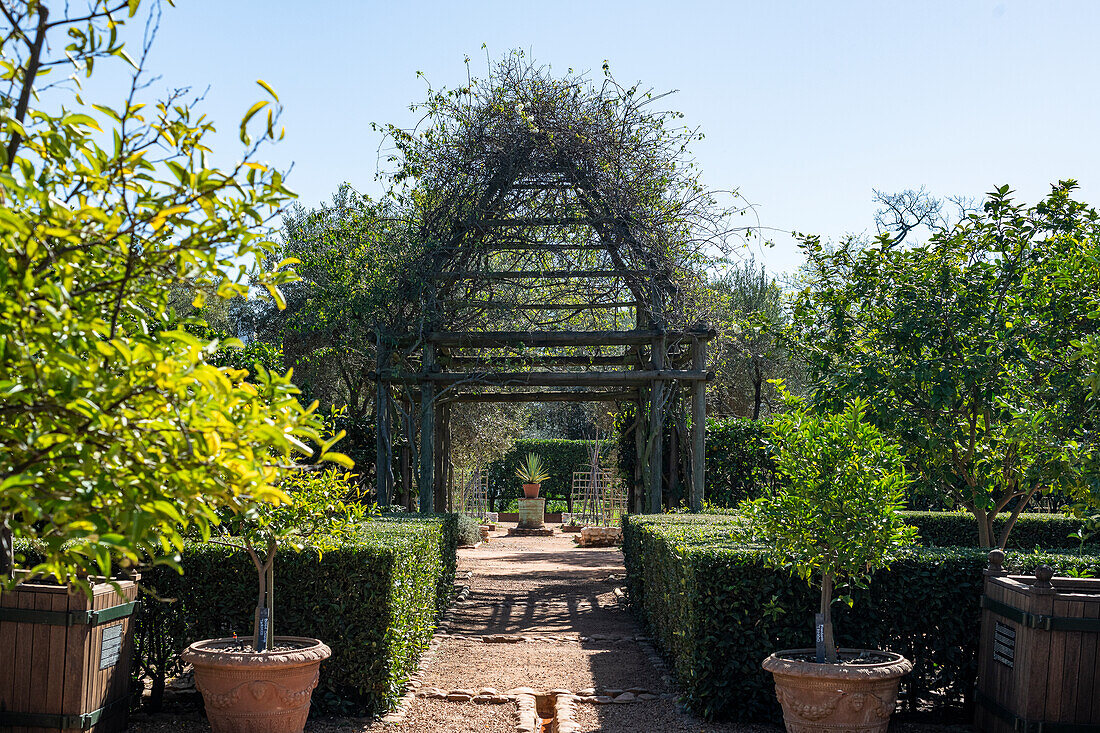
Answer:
[375, 345, 392, 506]
[634, 387, 648, 515]
[434, 401, 449, 512]
[419, 341, 436, 513]
[648, 328, 666, 514]
[690, 331, 707, 512]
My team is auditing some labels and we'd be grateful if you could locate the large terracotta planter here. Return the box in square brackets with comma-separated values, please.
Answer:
[762, 649, 911, 733]
[183, 636, 331, 733]
[522, 482, 541, 498]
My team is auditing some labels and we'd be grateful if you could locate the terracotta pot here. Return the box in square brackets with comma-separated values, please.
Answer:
[762, 648, 912, 733]
[522, 482, 541, 498]
[183, 636, 331, 733]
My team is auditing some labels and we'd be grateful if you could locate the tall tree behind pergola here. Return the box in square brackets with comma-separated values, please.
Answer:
[373, 55, 748, 513]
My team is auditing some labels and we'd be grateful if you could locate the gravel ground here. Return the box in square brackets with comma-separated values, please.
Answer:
[574, 701, 778, 733]
[421, 638, 656, 693]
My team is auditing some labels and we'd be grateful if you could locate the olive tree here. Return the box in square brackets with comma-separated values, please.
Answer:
[0, 0, 348, 589]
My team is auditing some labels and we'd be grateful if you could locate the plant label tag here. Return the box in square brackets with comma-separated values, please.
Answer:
[814, 613, 825, 663]
[257, 607, 270, 652]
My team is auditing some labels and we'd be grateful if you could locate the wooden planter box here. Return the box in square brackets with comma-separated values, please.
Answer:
[0, 579, 138, 732]
[975, 552, 1100, 732]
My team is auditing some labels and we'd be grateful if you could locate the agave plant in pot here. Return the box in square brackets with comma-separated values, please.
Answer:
[740, 391, 917, 733]
[183, 467, 367, 733]
[516, 452, 551, 499]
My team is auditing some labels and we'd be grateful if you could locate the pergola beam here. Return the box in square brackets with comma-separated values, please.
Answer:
[437, 390, 637, 403]
[384, 369, 711, 386]
[427, 329, 712, 347]
[447, 301, 638, 311]
[438, 269, 644, 280]
[439, 354, 641, 368]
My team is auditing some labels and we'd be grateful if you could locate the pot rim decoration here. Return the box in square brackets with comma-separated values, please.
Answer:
[762, 647, 912, 680]
[183, 635, 331, 668]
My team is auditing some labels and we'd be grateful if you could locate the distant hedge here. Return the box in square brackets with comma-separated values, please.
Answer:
[487, 438, 595, 510]
[15, 514, 457, 716]
[902, 511, 1097, 550]
[703, 508, 1097, 551]
[704, 417, 773, 507]
[622, 514, 1099, 723]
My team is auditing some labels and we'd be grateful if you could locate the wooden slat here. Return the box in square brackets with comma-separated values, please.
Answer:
[476, 216, 602, 227]
[28, 589, 53, 718]
[1086, 595, 1100, 724]
[0, 586, 16, 715]
[440, 354, 640, 368]
[437, 269, 644, 280]
[1045, 596, 1069, 720]
[61, 588, 86, 731]
[477, 242, 608, 250]
[427, 329, 713, 347]
[447, 300, 638, 310]
[1023, 585, 1054, 724]
[439, 390, 637, 403]
[12, 586, 36, 733]
[387, 369, 710, 387]
[44, 592, 68, 725]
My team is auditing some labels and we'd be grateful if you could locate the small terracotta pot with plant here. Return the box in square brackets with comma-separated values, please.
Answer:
[740, 390, 917, 733]
[183, 465, 365, 733]
[516, 452, 551, 499]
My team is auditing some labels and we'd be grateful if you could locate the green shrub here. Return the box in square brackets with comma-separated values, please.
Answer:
[902, 511, 1099, 550]
[455, 514, 481, 546]
[705, 417, 774, 507]
[622, 514, 1099, 723]
[16, 514, 457, 716]
[487, 439, 596, 509]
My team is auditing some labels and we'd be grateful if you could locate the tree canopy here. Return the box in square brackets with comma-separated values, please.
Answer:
[793, 182, 1100, 547]
[0, 0, 346, 588]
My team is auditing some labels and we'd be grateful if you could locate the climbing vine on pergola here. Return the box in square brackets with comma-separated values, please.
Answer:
[371, 55, 751, 513]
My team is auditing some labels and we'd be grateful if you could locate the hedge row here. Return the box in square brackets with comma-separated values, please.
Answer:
[704, 417, 774, 507]
[487, 438, 595, 508]
[621, 514, 1099, 723]
[901, 510, 1097, 550]
[16, 514, 457, 716]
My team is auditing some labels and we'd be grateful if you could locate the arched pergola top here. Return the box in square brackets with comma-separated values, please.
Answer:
[373, 58, 724, 515]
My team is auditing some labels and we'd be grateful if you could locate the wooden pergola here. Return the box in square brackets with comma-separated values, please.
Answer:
[372, 213, 714, 515]
[369, 84, 718, 514]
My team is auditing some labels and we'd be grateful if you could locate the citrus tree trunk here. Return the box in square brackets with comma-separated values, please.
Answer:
[820, 572, 837, 663]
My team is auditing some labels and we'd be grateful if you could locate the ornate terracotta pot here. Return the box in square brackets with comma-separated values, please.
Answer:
[762, 649, 912, 733]
[522, 482, 541, 498]
[183, 636, 331, 733]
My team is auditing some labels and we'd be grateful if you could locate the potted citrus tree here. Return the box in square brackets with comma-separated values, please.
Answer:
[183, 467, 367, 733]
[516, 452, 550, 499]
[0, 2, 326, 727]
[741, 391, 916, 733]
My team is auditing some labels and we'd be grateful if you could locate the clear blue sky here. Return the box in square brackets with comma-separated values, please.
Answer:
[104, 0, 1100, 275]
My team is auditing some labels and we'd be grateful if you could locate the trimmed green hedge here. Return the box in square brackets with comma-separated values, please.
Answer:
[704, 417, 774, 507]
[487, 439, 595, 509]
[901, 511, 1097, 550]
[15, 514, 457, 716]
[622, 514, 1099, 723]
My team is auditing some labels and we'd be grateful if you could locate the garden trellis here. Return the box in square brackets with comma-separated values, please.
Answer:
[369, 59, 739, 515]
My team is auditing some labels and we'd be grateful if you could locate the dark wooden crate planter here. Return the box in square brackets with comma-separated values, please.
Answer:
[0, 579, 138, 733]
[975, 552, 1100, 733]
